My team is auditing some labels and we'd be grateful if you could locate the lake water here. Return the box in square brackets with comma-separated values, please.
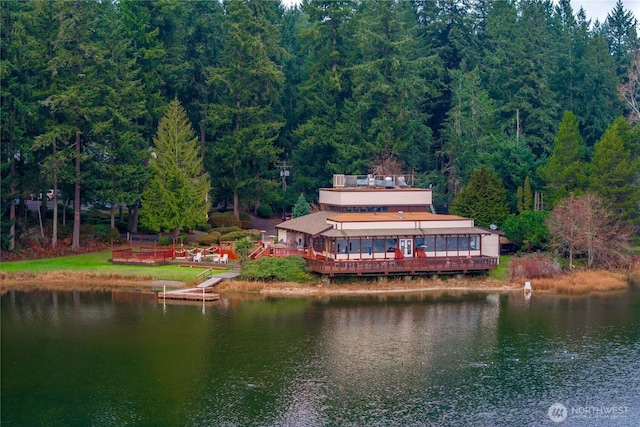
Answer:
[2, 288, 639, 426]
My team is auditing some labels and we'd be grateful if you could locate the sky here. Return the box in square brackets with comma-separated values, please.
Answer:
[569, 0, 639, 23]
[283, 0, 639, 24]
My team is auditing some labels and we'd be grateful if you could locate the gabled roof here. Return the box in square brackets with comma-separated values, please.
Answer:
[275, 211, 334, 236]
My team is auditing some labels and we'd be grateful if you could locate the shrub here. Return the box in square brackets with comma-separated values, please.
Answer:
[239, 256, 312, 283]
[208, 211, 241, 228]
[195, 223, 212, 232]
[510, 253, 561, 280]
[158, 236, 171, 246]
[220, 229, 262, 242]
[214, 226, 242, 235]
[502, 211, 549, 252]
[257, 204, 272, 219]
[196, 231, 221, 246]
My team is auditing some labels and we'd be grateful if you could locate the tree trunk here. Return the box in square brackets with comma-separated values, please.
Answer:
[131, 203, 139, 233]
[9, 150, 15, 251]
[233, 190, 239, 220]
[72, 131, 81, 249]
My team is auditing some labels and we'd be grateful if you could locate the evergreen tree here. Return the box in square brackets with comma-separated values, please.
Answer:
[450, 166, 509, 228]
[87, 4, 148, 230]
[292, 192, 311, 218]
[516, 186, 524, 214]
[338, 0, 434, 174]
[538, 111, 587, 204]
[482, 0, 559, 157]
[207, 0, 285, 219]
[442, 67, 498, 204]
[41, 0, 109, 248]
[575, 35, 624, 146]
[140, 100, 210, 235]
[1, 0, 53, 249]
[292, 0, 355, 194]
[523, 176, 533, 212]
[502, 210, 549, 252]
[602, 0, 639, 80]
[589, 117, 640, 224]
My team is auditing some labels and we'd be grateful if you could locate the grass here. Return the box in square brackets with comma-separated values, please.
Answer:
[531, 270, 629, 294]
[488, 255, 511, 281]
[0, 250, 214, 283]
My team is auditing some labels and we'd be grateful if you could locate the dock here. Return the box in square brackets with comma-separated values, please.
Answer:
[158, 277, 221, 302]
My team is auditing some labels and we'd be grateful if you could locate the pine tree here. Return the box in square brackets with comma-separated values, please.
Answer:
[338, 0, 434, 174]
[450, 166, 509, 228]
[443, 67, 498, 204]
[207, 0, 284, 219]
[523, 176, 533, 212]
[140, 100, 210, 235]
[42, 0, 108, 248]
[589, 117, 640, 224]
[602, 0, 640, 79]
[538, 111, 587, 204]
[292, 0, 355, 193]
[576, 35, 624, 145]
[292, 193, 311, 218]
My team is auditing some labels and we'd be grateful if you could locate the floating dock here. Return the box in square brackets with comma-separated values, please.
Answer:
[158, 277, 221, 302]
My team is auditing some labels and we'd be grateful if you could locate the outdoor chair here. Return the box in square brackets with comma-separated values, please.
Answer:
[220, 254, 229, 264]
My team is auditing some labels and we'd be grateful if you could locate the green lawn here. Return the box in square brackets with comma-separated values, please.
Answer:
[488, 255, 511, 281]
[0, 250, 220, 282]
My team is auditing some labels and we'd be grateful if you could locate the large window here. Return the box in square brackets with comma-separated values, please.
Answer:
[416, 236, 435, 252]
[361, 238, 373, 255]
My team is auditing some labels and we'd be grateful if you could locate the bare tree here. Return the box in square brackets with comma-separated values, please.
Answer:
[619, 50, 640, 124]
[547, 192, 633, 269]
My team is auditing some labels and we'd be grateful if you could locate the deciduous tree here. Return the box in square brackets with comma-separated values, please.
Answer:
[547, 192, 633, 269]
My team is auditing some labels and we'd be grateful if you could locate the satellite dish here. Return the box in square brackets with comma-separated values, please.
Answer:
[489, 224, 497, 230]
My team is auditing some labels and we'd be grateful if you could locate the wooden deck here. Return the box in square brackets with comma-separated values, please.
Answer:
[304, 255, 498, 277]
[157, 277, 222, 302]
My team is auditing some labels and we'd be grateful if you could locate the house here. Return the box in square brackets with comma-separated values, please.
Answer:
[276, 174, 500, 276]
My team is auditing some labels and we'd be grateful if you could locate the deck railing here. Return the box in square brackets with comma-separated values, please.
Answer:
[112, 247, 175, 263]
[304, 255, 498, 276]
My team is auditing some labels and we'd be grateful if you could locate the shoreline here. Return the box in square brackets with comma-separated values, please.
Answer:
[1, 270, 632, 296]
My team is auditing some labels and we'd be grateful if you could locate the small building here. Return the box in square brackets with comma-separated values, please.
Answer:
[277, 174, 500, 276]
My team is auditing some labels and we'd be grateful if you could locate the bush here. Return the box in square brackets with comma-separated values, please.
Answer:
[239, 256, 312, 283]
[196, 231, 221, 246]
[220, 229, 262, 242]
[208, 211, 241, 228]
[195, 223, 212, 232]
[257, 204, 272, 219]
[510, 253, 561, 280]
[502, 211, 549, 252]
[214, 226, 242, 235]
[158, 236, 171, 246]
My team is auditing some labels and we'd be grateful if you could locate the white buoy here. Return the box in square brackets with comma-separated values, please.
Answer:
[524, 281, 532, 299]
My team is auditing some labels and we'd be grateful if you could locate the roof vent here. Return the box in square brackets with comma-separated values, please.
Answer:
[398, 210, 403, 219]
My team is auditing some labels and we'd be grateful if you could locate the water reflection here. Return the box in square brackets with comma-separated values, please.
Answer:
[1, 289, 639, 426]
